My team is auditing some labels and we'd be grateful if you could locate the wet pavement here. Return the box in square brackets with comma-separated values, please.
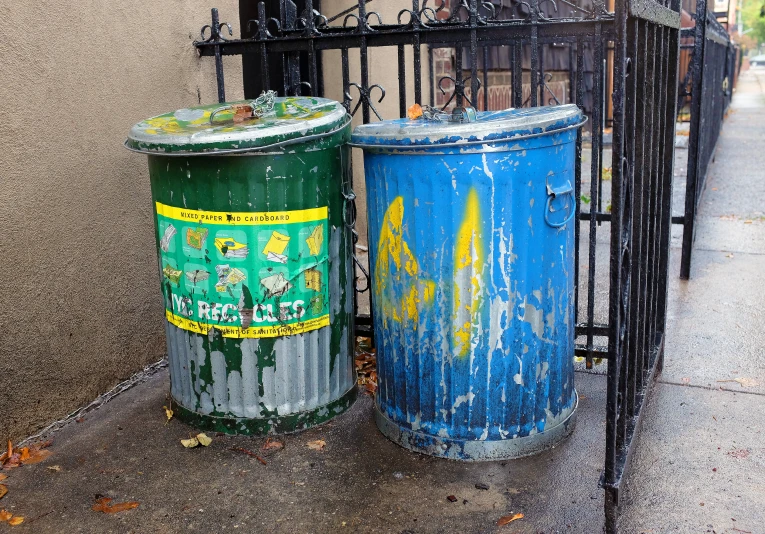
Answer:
[2, 69, 764, 534]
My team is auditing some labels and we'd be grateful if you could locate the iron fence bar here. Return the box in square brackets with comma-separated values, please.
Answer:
[511, 42, 523, 108]
[398, 44, 408, 117]
[412, 1, 422, 105]
[586, 23, 603, 363]
[604, 0, 629, 526]
[574, 38, 584, 363]
[428, 44, 435, 107]
[638, 23, 656, 400]
[650, 24, 668, 354]
[624, 16, 640, 430]
[657, 12, 681, 372]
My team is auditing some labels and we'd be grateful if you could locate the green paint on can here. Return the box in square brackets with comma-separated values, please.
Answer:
[127, 96, 356, 436]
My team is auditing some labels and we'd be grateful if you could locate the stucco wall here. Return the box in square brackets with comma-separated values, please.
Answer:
[0, 1, 243, 442]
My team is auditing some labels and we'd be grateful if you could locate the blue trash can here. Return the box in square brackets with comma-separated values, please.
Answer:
[351, 104, 586, 460]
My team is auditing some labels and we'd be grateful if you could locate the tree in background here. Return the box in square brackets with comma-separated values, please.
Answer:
[740, 0, 765, 45]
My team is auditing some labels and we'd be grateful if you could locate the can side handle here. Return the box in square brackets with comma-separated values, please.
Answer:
[545, 177, 575, 229]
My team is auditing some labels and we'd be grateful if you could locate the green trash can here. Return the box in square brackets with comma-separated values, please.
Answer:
[126, 93, 356, 435]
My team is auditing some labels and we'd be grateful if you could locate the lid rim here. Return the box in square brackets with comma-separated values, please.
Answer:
[126, 97, 348, 154]
[351, 104, 584, 148]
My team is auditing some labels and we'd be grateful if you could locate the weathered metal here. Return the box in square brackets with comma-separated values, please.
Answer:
[127, 96, 357, 435]
[352, 105, 585, 460]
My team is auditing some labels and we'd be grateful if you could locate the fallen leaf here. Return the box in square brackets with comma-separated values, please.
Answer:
[181, 437, 199, 448]
[407, 103, 423, 120]
[6, 441, 11, 461]
[230, 447, 267, 465]
[262, 438, 283, 451]
[22, 449, 52, 465]
[0, 474, 6, 482]
[3, 455, 20, 469]
[307, 440, 326, 451]
[47, 465, 62, 472]
[8, 516, 23, 526]
[717, 377, 759, 388]
[497, 512, 524, 526]
[0, 510, 11, 521]
[196, 433, 212, 447]
[231, 104, 254, 123]
[92, 497, 139, 514]
[18, 448, 29, 462]
[163, 405, 174, 424]
[0, 485, 7, 500]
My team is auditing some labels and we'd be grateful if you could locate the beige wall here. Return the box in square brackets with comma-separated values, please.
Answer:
[0, 1, 243, 442]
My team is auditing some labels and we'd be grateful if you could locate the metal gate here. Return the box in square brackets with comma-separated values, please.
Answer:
[194, 1, 681, 529]
[679, 0, 738, 279]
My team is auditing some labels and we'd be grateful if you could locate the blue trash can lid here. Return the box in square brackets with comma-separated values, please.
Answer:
[350, 104, 584, 148]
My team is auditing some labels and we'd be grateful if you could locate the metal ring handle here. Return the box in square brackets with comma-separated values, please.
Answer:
[545, 189, 575, 228]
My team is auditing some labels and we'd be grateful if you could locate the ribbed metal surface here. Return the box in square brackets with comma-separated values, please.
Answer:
[358, 110, 581, 460]
[164, 225, 355, 433]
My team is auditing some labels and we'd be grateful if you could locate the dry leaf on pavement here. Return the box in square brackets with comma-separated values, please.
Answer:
[163, 405, 174, 424]
[718, 377, 759, 388]
[0, 485, 7, 500]
[497, 512, 524, 526]
[307, 440, 326, 451]
[8, 516, 24, 526]
[0, 474, 6, 482]
[22, 449, 52, 465]
[47, 465, 62, 472]
[262, 438, 283, 451]
[92, 497, 140, 514]
[181, 433, 212, 449]
[0, 510, 11, 521]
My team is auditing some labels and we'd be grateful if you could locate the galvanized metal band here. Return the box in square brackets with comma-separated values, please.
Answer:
[124, 114, 352, 157]
[348, 116, 588, 153]
[628, 0, 681, 29]
[374, 392, 578, 461]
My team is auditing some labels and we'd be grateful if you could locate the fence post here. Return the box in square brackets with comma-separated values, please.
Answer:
[680, 0, 707, 280]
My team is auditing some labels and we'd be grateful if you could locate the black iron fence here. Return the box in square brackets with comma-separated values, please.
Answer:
[679, 0, 738, 279]
[194, 1, 680, 530]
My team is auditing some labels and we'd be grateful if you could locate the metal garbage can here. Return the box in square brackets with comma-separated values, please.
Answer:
[351, 104, 586, 460]
[126, 93, 356, 435]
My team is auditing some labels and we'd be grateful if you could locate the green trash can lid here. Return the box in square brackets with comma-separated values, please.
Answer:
[126, 93, 348, 155]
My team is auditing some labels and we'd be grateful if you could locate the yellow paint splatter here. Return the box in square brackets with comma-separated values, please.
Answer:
[374, 197, 435, 327]
[453, 188, 485, 358]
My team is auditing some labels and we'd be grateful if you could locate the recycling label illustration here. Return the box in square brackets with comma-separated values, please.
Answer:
[155, 202, 330, 338]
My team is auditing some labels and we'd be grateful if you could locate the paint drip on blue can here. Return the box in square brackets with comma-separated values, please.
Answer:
[352, 104, 586, 461]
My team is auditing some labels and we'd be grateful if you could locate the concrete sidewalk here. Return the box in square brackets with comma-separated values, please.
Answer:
[1, 72, 763, 534]
[619, 67, 765, 533]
